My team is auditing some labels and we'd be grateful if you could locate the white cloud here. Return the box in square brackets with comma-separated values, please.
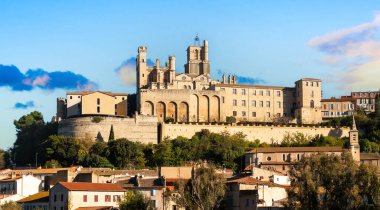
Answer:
[309, 13, 380, 92]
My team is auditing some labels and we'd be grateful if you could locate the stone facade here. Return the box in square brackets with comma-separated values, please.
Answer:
[161, 123, 349, 143]
[58, 115, 158, 144]
[136, 39, 322, 124]
[321, 97, 355, 119]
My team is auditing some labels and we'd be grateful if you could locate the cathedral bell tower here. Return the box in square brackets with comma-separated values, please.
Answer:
[349, 115, 360, 162]
[184, 36, 210, 77]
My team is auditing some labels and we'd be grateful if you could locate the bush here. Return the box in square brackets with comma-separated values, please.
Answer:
[164, 117, 175, 123]
[226, 116, 236, 124]
[92, 116, 104, 123]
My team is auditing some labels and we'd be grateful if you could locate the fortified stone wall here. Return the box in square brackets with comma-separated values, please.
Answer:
[161, 123, 350, 143]
[58, 115, 158, 144]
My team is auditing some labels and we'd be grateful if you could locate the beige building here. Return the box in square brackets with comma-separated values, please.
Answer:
[321, 97, 355, 119]
[57, 91, 128, 120]
[245, 116, 360, 172]
[137, 39, 322, 124]
[49, 182, 126, 210]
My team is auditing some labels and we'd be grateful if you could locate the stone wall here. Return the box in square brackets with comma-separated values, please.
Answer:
[58, 115, 158, 144]
[161, 123, 350, 143]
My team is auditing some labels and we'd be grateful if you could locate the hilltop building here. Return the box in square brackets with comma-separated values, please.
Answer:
[136, 38, 322, 124]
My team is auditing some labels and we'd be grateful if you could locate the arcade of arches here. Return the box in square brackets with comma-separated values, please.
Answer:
[141, 94, 221, 122]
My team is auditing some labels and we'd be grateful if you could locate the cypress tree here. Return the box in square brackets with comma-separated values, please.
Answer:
[109, 125, 115, 141]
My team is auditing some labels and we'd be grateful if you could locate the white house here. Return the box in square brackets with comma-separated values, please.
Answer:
[49, 182, 126, 210]
[0, 174, 42, 203]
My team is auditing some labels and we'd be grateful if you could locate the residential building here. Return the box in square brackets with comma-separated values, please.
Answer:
[17, 191, 49, 210]
[117, 176, 165, 210]
[57, 91, 128, 120]
[49, 182, 126, 210]
[0, 174, 42, 199]
[224, 176, 288, 210]
[351, 90, 380, 113]
[321, 97, 355, 119]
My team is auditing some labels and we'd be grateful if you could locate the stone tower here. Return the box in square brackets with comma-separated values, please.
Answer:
[184, 39, 210, 77]
[294, 78, 322, 124]
[137, 46, 148, 90]
[349, 115, 360, 162]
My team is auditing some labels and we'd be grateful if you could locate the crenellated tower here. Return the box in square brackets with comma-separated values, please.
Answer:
[184, 37, 210, 77]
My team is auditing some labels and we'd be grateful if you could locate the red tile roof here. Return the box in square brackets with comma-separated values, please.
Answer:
[58, 182, 126, 192]
[247, 146, 345, 153]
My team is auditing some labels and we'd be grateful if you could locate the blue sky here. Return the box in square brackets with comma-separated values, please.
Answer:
[1, 1, 379, 149]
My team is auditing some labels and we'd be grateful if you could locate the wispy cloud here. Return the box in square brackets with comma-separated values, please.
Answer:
[308, 13, 380, 91]
[0, 65, 98, 91]
[216, 69, 265, 84]
[13, 101, 35, 109]
[115, 57, 155, 86]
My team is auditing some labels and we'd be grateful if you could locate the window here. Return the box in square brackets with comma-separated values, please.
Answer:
[311, 90, 314, 97]
[151, 189, 156, 196]
[83, 195, 87, 202]
[54, 194, 57, 202]
[233, 99, 237, 106]
[242, 111, 246, 117]
[151, 200, 156, 208]
[222, 97, 225, 103]
[310, 100, 315, 108]
[266, 112, 270, 118]
[61, 194, 63, 201]
[266, 156, 272, 161]
[253, 90, 256, 95]
[246, 199, 250, 207]
[283, 154, 286, 161]
[316, 82, 319, 87]
[252, 100, 256, 107]
[115, 104, 117, 109]
[113, 195, 121, 202]
[78, 96, 81, 98]
[323, 104, 327, 109]
[266, 101, 270, 108]
[97, 107, 100, 113]
[277, 113, 281, 117]
[297, 154, 300, 161]
[259, 101, 263, 107]
[311, 82, 314, 87]
[233, 111, 237, 116]
[242, 89, 246, 95]
[94, 195, 98, 202]
[252, 112, 256, 117]
[306, 81, 308, 86]
[277, 101, 281, 108]
[266, 90, 270, 96]
[105, 195, 111, 202]
[259, 90, 263, 96]
[97, 98, 100, 105]
[233, 89, 237, 94]
[69, 96, 72, 99]
[122, 97, 125, 100]
[276, 91, 281, 96]
[242, 100, 246, 106]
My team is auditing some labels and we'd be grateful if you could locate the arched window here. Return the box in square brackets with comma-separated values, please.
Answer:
[184, 85, 187, 89]
[310, 100, 315, 108]
[195, 49, 199, 60]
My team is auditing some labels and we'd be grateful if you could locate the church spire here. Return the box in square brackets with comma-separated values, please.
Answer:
[352, 115, 357, 131]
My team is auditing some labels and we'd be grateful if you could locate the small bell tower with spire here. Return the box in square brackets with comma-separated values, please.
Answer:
[349, 115, 360, 162]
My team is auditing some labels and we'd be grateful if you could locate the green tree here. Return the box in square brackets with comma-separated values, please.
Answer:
[45, 135, 82, 166]
[109, 125, 115, 141]
[0, 201, 22, 210]
[287, 153, 380, 209]
[12, 111, 57, 166]
[174, 163, 226, 210]
[107, 138, 146, 169]
[119, 190, 153, 210]
[375, 94, 380, 118]
[0, 149, 5, 169]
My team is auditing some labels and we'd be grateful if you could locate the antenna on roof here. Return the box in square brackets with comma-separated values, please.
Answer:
[194, 34, 200, 46]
